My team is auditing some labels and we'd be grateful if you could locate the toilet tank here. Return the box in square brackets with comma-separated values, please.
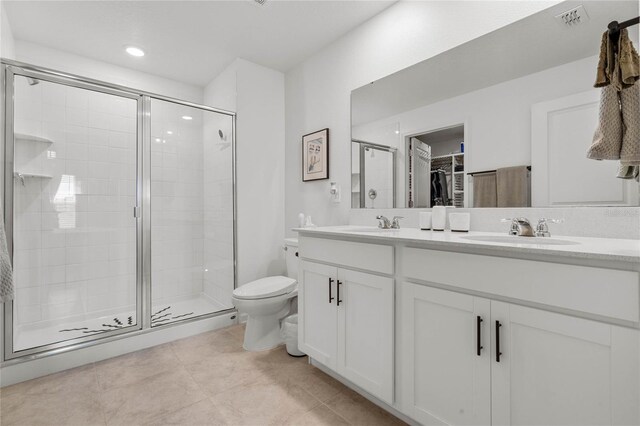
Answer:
[284, 238, 299, 280]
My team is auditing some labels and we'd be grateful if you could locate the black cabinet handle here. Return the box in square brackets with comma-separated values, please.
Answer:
[295, 252, 299, 257]
[496, 320, 502, 362]
[476, 316, 483, 356]
[336, 280, 343, 306]
[328, 278, 335, 303]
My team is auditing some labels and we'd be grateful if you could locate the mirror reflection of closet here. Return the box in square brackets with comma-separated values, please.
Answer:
[407, 125, 465, 208]
[351, 140, 397, 208]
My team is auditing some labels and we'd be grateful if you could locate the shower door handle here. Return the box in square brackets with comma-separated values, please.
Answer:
[328, 278, 335, 303]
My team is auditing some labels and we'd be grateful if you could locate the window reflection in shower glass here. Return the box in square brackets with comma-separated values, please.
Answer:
[150, 99, 234, 326]
[11, 75, 139, 351]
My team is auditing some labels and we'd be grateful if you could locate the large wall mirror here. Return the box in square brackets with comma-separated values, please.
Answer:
[351, 1, 639, 209]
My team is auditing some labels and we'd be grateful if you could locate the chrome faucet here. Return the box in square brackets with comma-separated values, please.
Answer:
[391, 216, 404, 229]
[377, 215, 404, 229]
[535, 218, 563, 237]
[501, 218, 535, 237]
[376, 215, 391, 229]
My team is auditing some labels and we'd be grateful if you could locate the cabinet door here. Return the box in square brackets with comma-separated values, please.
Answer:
[298, 261, 338, 368]
[401, 283, 491, 425]
[337, 268, 394, 404]
[491, 302, 640, 426]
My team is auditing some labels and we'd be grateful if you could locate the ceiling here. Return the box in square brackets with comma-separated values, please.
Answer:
[3, 0, 395, 86]
[352, 0, 639, 126]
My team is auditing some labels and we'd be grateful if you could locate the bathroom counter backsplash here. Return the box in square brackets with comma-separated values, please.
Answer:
[348, 207, 640, 240]
[294, 226, 640, 266]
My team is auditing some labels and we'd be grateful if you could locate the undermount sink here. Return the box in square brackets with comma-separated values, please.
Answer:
[461, 235, 579, 246]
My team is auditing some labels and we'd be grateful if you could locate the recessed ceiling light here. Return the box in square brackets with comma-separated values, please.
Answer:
[182, 115, 193, 120]
[395, 130, 400, 134]
[125, 46, 145, 57]
[155, 138, 161, 142]
[167, 131, 173, 135]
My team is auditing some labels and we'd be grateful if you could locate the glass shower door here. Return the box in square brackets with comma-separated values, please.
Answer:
[362, 145, 395, 209]
[8, 73, 141, 353]
[149, 98, 234, 326]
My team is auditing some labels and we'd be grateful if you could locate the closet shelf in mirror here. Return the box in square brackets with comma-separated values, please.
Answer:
[15, 133, 54, 145]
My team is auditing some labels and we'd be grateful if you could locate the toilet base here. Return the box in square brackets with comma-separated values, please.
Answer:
[242, 305, 290, 351]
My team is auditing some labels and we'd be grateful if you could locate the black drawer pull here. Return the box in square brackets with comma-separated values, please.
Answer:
[328, 278, 335, 303]
[336, 280, 343, 306]
[476, 316, 483, 356]
[496, 320, 502, 362]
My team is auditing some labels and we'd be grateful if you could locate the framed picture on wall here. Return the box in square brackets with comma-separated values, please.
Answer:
[302, 128, 329, 182]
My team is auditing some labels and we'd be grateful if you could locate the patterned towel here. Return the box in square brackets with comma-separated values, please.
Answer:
[587, 83, 623, 160]
[588, 28, 640, 168]
[619, 80, 640, 166]
[0, 209, 13, 302]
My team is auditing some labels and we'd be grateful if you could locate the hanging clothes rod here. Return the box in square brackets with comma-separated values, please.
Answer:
[608, 17, 639, 35]
[467, 166, 531, 176]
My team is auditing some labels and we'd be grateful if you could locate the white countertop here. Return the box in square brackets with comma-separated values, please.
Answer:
[293, 226, 640, 266]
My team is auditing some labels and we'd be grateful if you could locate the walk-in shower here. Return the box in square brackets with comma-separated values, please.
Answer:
[1, 60, 236, 360]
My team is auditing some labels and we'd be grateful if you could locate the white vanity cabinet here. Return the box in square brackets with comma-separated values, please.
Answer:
[400, 284, 491, 425]
[298, 261, 338, 369]
[401, 283, 640, 426]
[296, 231, 640, 426]
[490, 301, 640, 426]
[298, 237, 395, 404]
[401, 246, 640, 426]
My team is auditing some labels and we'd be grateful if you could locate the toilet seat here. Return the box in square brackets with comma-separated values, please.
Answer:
[233, 276, 297, 300]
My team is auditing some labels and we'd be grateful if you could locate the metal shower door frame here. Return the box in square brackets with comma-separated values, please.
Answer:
[0, 59, 237, 363]
[352, 139, 397, 208]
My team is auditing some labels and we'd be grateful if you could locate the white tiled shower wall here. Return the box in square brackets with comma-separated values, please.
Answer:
[150, 102, 204, 307]
[13, 76, 137, 327]
[150, 101, 235, 310]
[203, 112, 234, 308]
[13, 80, 237, 330]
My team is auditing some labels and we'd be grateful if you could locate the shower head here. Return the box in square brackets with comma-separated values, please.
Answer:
[27, 78, 39, 86]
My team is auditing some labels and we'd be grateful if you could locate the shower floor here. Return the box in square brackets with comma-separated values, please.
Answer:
[13, 295, 232, 352]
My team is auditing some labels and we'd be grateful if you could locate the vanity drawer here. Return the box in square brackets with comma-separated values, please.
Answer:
[402, 248, 640, 323]
[299, 236, 393, 275]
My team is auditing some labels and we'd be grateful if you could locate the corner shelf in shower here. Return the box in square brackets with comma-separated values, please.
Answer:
[15, 133, 54, 145]
[14, 172, 53, 181]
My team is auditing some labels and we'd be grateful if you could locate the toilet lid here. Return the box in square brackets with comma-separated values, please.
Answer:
[233, 276, 297, 300]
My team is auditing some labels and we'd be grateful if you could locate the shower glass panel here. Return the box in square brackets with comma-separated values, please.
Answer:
[150, 98, 234, 326]
[362, 146, 395, 209]
[10, 74, 140, 352]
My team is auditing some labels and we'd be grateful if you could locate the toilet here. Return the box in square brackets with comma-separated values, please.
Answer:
[232, 238, 299, 351]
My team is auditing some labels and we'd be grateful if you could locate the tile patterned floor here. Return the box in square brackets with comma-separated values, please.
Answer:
[0, 324, 407, 426]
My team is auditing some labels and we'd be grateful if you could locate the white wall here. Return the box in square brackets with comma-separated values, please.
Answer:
[205, 58, 286, 286]
[13, 41, 202, 103]
[1, 3, 15, 59]
[284, 1, 560, 236]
